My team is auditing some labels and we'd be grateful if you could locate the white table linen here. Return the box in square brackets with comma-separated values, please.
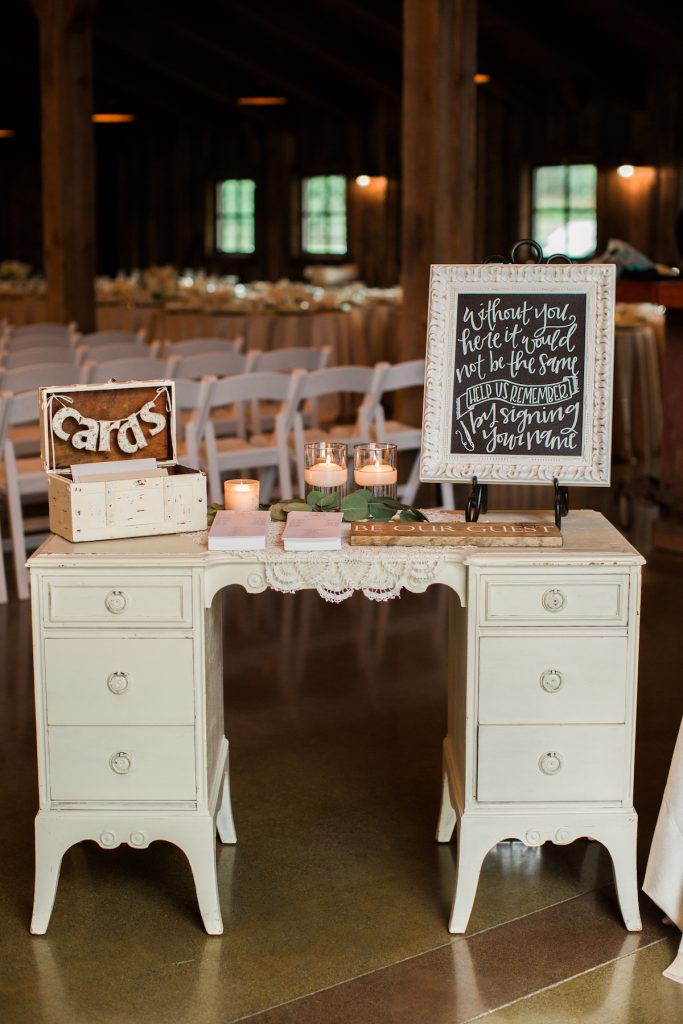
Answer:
[644, 716, 683, 983]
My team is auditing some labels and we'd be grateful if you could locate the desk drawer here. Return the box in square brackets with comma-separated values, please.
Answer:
[44, 637, 195, 726]
[480, 575, 628, 626]
[43, 576, 192, 628]
[478, 635, 628, 724]
[477, 724, 626, 803]
[48, 725, 196, 802]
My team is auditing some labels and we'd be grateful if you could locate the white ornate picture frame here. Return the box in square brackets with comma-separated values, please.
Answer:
[420, 263, 615, 486]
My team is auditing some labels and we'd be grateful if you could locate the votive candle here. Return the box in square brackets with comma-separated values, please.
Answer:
[224, 478, 260, 511]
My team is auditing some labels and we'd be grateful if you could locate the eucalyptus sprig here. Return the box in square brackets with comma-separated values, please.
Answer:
[271, 488, 429, 524]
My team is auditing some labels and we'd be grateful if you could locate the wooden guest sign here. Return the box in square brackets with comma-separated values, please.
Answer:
[349, 520, 562, 547]
[420, 263, 615, 487]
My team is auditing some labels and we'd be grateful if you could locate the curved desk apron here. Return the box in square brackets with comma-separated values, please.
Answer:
[27, 510, 644, 936]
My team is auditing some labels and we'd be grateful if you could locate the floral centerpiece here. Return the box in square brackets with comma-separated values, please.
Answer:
[141, 265, 179, 301]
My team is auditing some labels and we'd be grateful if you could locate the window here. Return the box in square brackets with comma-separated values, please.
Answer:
[215, 179, 255, 254]
[301, 174, 347, 255]
[532, 164, 597, 259]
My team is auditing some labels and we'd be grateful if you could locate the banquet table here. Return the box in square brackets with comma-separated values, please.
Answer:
[644, 717, 683, 983]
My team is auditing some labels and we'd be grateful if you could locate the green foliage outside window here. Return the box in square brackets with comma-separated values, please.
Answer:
[302, 175, 347, 255]
[216, 179, 255, 254]
[532, 164, 597, 259]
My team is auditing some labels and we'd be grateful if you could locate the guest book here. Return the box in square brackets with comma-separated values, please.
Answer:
[208, 510, 269, 550]
[283, 511, 343, 550]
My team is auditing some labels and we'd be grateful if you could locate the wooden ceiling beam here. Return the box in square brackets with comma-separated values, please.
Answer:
[220, 0, 400, 98]
[97, 1, 354, 119]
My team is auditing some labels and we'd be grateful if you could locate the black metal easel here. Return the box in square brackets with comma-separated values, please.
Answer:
[464, 239, 573, 531]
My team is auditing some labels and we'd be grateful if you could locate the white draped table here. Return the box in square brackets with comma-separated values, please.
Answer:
[644, 717, 683, 983]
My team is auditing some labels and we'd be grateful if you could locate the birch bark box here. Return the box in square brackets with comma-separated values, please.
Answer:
[40, 379, 207, 542]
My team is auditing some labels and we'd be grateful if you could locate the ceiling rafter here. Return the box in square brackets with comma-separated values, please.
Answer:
[220, 0, 399, 98]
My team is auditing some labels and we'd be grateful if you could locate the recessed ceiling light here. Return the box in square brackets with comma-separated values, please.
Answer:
[473, 73, 491, 85]
[355, 175, 371, 187]
[617, 164, 635, 179]
[237, 96, 287, 107]
[92, 114, 135, 123]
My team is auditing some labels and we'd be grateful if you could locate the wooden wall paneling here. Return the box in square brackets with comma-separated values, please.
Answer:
[30, 0, 97, 330]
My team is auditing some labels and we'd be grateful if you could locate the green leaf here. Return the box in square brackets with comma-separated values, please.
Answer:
[207, 502, 224, 526]
[401, 507, 429, 522]
[341, 491, 369, 521]
[306, 490, 324, 507]
[318, 490, 340, 509]
[269, 500, 310, 521]
[368, 501, 395, 522]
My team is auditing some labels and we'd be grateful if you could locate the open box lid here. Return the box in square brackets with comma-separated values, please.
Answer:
[40, 379, 177, 475]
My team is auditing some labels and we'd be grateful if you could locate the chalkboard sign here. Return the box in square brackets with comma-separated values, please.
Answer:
[420, 264, 615, 486]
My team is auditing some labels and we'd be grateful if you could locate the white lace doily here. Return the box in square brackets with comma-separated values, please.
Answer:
[195, 512, 460, 602]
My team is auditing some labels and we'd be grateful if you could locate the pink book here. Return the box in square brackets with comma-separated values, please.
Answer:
[283, 511, 343, 551]
[208, 510, 270, 550]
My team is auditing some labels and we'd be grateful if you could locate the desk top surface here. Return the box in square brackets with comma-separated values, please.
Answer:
[29, 510, 643, 569]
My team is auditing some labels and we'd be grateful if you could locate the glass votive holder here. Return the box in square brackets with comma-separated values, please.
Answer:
[353, 442, 398, 499]
[224, 478, 260, 511]
[303, 441, 348, 507]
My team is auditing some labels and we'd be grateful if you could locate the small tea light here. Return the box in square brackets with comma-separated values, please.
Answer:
[303, 441, 348, 506]
[354, 442, 398, 499]
[224, 478, 260, 511]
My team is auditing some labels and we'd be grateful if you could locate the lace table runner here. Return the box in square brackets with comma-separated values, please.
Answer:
[195, 512, 461, 602]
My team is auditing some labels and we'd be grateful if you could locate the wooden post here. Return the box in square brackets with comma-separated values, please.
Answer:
[401, 0, 477, 366]
[29, 0, 97, 330]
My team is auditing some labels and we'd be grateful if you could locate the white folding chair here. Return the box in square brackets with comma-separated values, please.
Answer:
[77, 340, 161, 364]
[369, 358, 454, 507]
[166, 351, 256, 440]
[0, 363, 86, 458]
[2, 347, 81, 369]
[173, 376, 215, 469]
[1, 332, 74, 353]
[8, 322, 75, 340]
[247, 346, 332, 433]
[166, 338, 244, 357]
[165, 350, 252, 380]
[85, 356, 167, 384]
[291, 364, 389, 496]
[247, 345, 332, 373]
[0, 390, 47, 600]
[72, 329, 147, 349]
[202, 371, 303, 504]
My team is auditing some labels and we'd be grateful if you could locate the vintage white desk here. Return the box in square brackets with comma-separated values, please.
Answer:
[28, 510, 644, 936]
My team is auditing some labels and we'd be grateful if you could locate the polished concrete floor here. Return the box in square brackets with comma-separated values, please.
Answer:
[1, 502, 683, 1022]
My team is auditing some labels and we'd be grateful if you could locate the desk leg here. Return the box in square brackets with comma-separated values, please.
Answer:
[31, 814, 72, 935]
[597, 814, 642, 932]
[183, 820, 224, 936]
[448, 816, 498, 934]
[217, 769, 237, 844]
[436, 748, 456, 843]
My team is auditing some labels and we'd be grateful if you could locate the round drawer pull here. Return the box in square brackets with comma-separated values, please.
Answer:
[540, 669, 563, 693]
[109, 751, 132, 775]
[542, 588, 566, 613]
[104, 590, 128, 615]
[107, 671, 130, 695]
[539, 752, 563, 775]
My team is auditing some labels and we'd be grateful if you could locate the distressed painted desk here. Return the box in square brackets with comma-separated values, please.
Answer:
[28, 510, 644, 935]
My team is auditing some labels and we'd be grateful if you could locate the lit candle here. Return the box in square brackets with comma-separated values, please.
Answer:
[354, 455, 398, 488]
[224, 478, 260, 510]
[304, 457, 348, 489]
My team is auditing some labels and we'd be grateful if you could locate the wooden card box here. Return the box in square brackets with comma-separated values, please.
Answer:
[40, 380, 207, 542]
